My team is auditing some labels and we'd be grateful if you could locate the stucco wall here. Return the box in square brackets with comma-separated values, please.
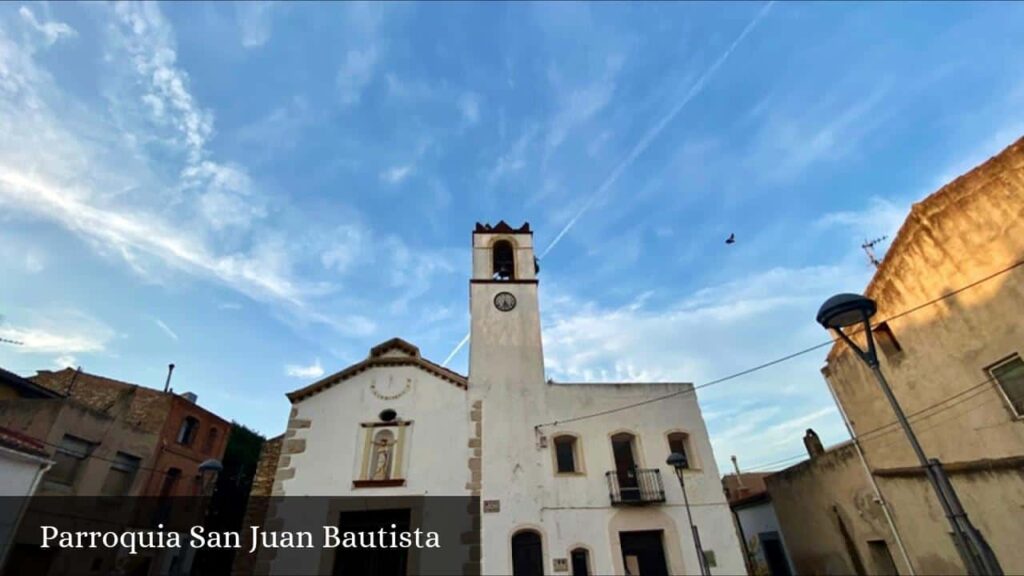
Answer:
[822, 136, 1024, 574]
[766, 443, 903, 576]
[278, 363, 470, 497]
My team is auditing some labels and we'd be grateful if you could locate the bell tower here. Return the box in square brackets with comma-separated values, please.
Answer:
[468, 221, 545, 395]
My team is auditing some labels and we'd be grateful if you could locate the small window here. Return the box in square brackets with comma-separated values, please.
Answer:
[553, 435, 578, 474]
[203, 427, 219, 454]
[570, 548, 590, 576]
[45, 435, 94, 486]
[177, 416, 199, 446]
[160, 467, 182, 498]
[873, 322, 902, 357]
[667, 432, 691, 469]
[867, 540, 897, 576]
[101, 452, 141, 496]
[989, 355, 1024, 416]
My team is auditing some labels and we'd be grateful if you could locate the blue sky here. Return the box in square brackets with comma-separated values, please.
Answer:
[2, 2, 1024, 472]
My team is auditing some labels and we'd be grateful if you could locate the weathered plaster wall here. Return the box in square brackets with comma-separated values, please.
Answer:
[822, 136, 1024, 574]
[766, 442, 902, 576]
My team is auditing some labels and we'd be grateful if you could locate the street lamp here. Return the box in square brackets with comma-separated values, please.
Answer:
[667, 452, 709, 576]
[817, 294, 1002, 576]
[197, 459, 223, 497]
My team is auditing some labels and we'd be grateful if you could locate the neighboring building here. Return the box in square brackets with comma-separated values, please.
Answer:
[0, 367, 232, 575]
[766, 135, 1024, 576]
[0, 425, 51, 569]
[28, 369, 231, 498]
[261, 222, 745, 575]
[765, 432, 898, 576]
[722, 472, 794, 576]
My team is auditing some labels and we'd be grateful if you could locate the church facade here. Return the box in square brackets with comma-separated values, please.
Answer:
[268, 222, 744, 575]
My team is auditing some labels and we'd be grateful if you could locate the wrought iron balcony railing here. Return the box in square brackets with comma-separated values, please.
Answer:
[606, 468, 666, 505]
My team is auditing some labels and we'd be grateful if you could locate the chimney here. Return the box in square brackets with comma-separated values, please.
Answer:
[804, 428, 825, 459]
[164, 363, 175, 393]
[731, 455, 744, 488]
[181, 392, 197, 403]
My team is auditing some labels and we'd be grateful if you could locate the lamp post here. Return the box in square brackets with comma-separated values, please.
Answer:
[198, 459, 223, 496]
[667, 452, 709, 576]
[817, 294, 1002, 576]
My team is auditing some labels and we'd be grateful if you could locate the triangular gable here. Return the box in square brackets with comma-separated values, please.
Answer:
[286, 337, 467, 403]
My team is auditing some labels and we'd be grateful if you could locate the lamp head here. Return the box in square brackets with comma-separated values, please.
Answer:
[666, 452, 688, 470]
[198, 458, 223, 474]
[817, 293, 877, 330]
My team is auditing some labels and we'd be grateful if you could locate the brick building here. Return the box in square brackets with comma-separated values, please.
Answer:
[0, 367, 231, 575]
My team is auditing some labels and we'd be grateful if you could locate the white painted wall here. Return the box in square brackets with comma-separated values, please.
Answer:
[735, 499, 795, 575]
[469, 229, 745, 576]
[281, 363, 470, 497]
[0, 446, 50, 568]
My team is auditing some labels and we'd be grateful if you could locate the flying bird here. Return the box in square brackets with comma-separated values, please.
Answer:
[725, 233, 736, 245]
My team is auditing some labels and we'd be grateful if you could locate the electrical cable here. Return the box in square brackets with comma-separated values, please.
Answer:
[534, 257, 1024, 429]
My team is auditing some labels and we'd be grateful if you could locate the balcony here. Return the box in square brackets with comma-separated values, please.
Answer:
[606, 468, 666, 506]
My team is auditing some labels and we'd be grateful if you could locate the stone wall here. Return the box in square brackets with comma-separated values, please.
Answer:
[231, 434, 281, 576]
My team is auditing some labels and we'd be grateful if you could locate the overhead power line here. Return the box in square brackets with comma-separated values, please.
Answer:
[742, 373, 1004, 472]
[534, 256, 1024, 429]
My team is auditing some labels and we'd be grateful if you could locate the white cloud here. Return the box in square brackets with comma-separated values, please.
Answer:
[458, 92, 481, 125]
[0, 309, 114, 357]
[236, 2, 276, 48]
[110, 2, 213, 164]
[320, 225, 368, 274]
[153, 318, 179, 341]
[337, 47, 377, 106]
[53, 354, 77, 369]
[379, 164, 413, 185]
[19, 6, 77, 46]
[745, 85, 889, 182]
[285, 358, 324, 379]
[540, 263, 867, 469]
[485, 124, 537, 186]
[544, 54, 622, 156]
[218, 302, 243, 310]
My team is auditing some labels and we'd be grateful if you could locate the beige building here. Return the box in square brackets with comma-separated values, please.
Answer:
[767, 136, 1024, 575]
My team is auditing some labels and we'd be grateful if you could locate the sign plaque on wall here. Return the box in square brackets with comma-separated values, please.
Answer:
[483, 500, 500, 513]
[552, 558, 568, 572]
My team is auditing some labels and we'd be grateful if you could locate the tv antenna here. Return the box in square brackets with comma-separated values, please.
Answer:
[861, 236, 888, 269]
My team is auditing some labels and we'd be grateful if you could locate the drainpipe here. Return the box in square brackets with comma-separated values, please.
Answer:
[823, 370, 915, 575]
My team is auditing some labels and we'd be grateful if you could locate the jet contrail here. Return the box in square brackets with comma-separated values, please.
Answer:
[442, 332, 471, 367]
[443, 1, 775, 367]
[539, 0, 775, 259]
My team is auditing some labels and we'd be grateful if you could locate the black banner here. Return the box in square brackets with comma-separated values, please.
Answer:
[0, 496, 480, 576]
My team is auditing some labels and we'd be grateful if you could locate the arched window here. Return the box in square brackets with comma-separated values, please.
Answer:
[667, 432, 691, 469]
[553, 435, 579, 474]
[511, 530, 543, 576]
[492, 240, 515, 280]
[204, 427, 219, 454]
[570, 548, 590, 576]
[371, 429, 396, 480]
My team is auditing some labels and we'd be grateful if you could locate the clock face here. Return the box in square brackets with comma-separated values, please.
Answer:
[370, 377, 411, 400]
[494, 291, 517, 312]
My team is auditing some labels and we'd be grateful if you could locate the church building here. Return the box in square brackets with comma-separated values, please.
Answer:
[265, 222, 744, 575]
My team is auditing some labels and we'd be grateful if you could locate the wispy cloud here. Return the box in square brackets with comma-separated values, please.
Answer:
[0, 309, 115, 365]
[379, 164, 414, 185]
[236, 1, 276, 48]
[285, 358, 324, 379]
[538, 1, 776, 259]
[153, 318, 179, 341]
[337, 47, 377, 106]
[19, 6, 76, 46]
[458, 91, 481, 125]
